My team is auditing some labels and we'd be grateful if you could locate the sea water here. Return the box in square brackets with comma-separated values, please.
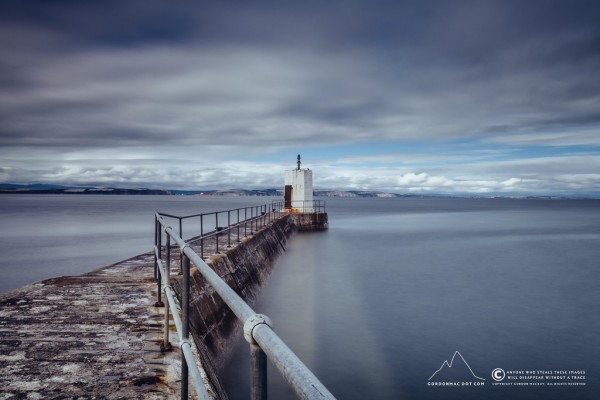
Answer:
[220, 197, 600, 400]
[0, 194, 269, 294]
[1, 195, 598, 399]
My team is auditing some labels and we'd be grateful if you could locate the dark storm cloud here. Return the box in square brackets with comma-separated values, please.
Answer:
[0, 0, 198, 47]
[1, 0, 599, 193]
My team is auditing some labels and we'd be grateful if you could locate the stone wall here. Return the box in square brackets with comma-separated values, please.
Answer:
[289, 212, 328, 231]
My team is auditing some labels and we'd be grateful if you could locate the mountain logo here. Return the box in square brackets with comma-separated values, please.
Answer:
[428, 351, 486, 381]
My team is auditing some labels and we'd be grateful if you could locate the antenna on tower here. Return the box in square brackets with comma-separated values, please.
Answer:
[297, 154, 301, 170]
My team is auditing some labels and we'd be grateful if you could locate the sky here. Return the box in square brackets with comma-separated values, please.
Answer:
[1, 0, 599, 196]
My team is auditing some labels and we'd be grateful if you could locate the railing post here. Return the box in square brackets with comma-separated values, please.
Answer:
[179, 218, 183, 271]
[250, 343, 268, 400]
[200, 215, 204, 260]
[227, 210, 231, 248]
[215, 213, 220, 254]
[162, 233, 172, 351]
[154, 215, 160, 280]
[155, 227, 164, 307]
[182, 253, 190, 399]
[237, 208, 241, 242]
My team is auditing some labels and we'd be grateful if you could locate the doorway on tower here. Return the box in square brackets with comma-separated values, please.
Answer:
[284, 185, 293, 209]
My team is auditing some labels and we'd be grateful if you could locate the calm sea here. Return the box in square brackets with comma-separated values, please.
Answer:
[0, 195, 270, 294]
[221, 197, 600, 400]
[1, 195, 599, 399]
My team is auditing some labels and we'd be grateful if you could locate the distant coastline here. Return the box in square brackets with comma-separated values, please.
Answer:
[0, 186, 171, 196]
[0, 185, 410, 198]
[0, 183, 592, 199]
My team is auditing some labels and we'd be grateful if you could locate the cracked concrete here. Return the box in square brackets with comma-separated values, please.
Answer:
[0, 252, 182, 399]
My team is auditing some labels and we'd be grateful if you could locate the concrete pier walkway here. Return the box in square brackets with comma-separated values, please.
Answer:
[0, 252, 183, 399]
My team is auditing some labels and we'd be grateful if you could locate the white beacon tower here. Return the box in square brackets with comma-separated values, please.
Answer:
[284, 154, 313, 212]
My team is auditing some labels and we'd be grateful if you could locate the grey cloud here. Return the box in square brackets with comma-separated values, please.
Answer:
[1, 1, 599, 195]
[3, 1, 599, 145]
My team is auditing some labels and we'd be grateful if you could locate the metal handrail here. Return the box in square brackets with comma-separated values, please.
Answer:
[154, 207, 335, 400]
[154, 226, 210, 399]
[157, 204, 285, 260]
[157, 203, 281, 241]
[274, 199, 326, 213]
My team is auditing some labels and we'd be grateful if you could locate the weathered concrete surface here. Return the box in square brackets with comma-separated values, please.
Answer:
[0, 252, 183, 400]
[289, 212, 328, 231]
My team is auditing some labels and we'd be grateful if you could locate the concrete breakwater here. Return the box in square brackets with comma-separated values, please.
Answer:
[0, 210, 327, 399]
[170, 212, 327, 398]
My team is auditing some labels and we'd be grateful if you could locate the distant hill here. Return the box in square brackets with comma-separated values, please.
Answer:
[0, 183, 580, 198]
[202, 189, 416, 197]
[0, 184, 171, 195]
[313, 190, 422, 198]
[0, 185, 409, 197]
[0, 183, 77, 190]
